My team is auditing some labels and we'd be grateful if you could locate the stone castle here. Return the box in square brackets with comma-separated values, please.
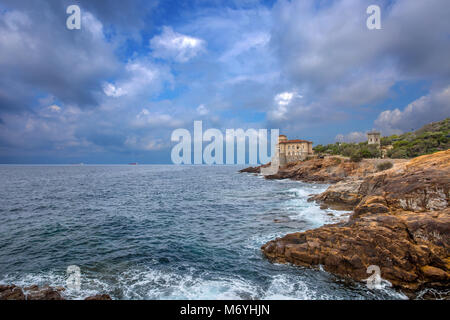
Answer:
[276, 135, 314, 165]
[367, 131, 381, 146]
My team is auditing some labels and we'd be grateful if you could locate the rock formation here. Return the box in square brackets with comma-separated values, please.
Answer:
[84, 294, 112, 300]
[0, 284, 112, 300]
[259, 150, 450, 297]
[263, 157, 393, 183]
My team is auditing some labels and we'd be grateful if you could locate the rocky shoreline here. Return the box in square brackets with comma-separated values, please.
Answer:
[0, 284, 112, 300]
[242, 151, 449, 298]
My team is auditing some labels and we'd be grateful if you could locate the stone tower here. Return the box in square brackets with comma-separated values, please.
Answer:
[276, 134, 313, 166]
[277, 135, 288, 166]
[367, 131, 381, 146]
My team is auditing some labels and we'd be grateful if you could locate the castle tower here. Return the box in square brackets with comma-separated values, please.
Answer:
[278, 135, 287, 143]
[274, 134, 314, 166]
[277, 135, 287, 166]
[367, 131, 381, 146]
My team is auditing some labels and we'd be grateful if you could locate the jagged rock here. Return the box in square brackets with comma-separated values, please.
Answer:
[311, 151, 449, 214]
[309, 178, 363, 210]
[84, 294, 112, 300]
[239, 166, 260, 174]
[24, 285, 65, 300]
[1, 284, 111, 300]
[262, 209, 450, 292]
[239, 162, 272, 174]
[240, 156, 406, 184]
[262, 150, 450, 295]
[264, 157, 356, 183]
[0, 285, 25, 300]
[353, 196, 390, 217]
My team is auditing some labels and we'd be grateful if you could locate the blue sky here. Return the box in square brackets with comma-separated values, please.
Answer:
[0, 0, 449, 164]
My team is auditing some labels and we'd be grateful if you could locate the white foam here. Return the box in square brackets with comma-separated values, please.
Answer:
[285, 188, 313, 198]
[0, 271, 104, 300]
[278, 186, 350, 228]
[244, 232, 287, 251]
[262, 274, 333, 300]
[116, 268, 260, 300]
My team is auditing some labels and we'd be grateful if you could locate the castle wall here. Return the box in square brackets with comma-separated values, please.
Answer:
[367, 133, 381, 146]
[274, 136, 314, 166]
[279, 153, 287, 166]
[285, 152, 310, 163]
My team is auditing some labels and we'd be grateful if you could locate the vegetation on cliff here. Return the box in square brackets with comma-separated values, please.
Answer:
[314, 141, 381, 160]
[314, 118, 450, 159]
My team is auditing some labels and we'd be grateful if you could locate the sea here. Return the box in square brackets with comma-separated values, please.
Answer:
[0, 165, 407, 300]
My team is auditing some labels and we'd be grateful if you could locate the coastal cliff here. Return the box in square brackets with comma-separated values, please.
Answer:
[248, 150, 450, 296]
[240, 156, 406, 184]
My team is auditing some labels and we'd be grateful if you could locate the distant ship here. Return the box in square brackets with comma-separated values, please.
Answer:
[128, 163, 138, 165]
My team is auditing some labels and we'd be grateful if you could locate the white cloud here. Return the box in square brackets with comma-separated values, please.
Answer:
[335, 131, 367, 143]
[220, 32, 270, 61]
[101, 59, 171, 104]
[271, 0, 450, 110]
[375, 86, 450, 134]
[0, 7, 119, 110]
[82, 12, 104, 39]
[274, 92, 298, 106]
[150, 26, 205, 63]
[48, 105, 61, 113]
[133, 108, 183, 128]
[103, 83, 127, 97]
[4, 11, 31, 31]
[124, 136, 166, 151]
[268, 91, 303, 120]
[196, 104, 209, 116]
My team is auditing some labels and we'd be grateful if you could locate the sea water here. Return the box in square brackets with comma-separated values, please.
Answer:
[0, 165, 406, 300]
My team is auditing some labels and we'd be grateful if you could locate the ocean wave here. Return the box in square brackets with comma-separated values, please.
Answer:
[0, 265, 408, 300]
[262, 274, 332, 300]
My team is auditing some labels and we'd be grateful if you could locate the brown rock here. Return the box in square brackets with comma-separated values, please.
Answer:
[353, 196, 390, 217]
[262, 208, 450, 292]
[309, 178, 364, 210]
[84, 294, 112, 300]
[239, 166, 261, 174]
[0, 285, 25, 300]
[1, 284, 113, 300]
[240, 156, 390, 183]
[252, 150, 450, 296]
[421, 266, 450, 281]
[264, 157, 369, 183]
[24, 285, 65, 300]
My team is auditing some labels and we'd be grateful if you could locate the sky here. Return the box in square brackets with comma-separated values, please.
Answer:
[0, 0, 449, 164]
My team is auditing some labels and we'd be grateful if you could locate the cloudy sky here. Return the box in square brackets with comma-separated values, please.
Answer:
[0, 0, 449, 163]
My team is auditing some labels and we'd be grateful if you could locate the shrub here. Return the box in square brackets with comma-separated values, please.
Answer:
[377, 161, 393, 171]
[388, 147, 409, 159]
[313, 118, 449, 160]
[350, 152, 363, 162]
